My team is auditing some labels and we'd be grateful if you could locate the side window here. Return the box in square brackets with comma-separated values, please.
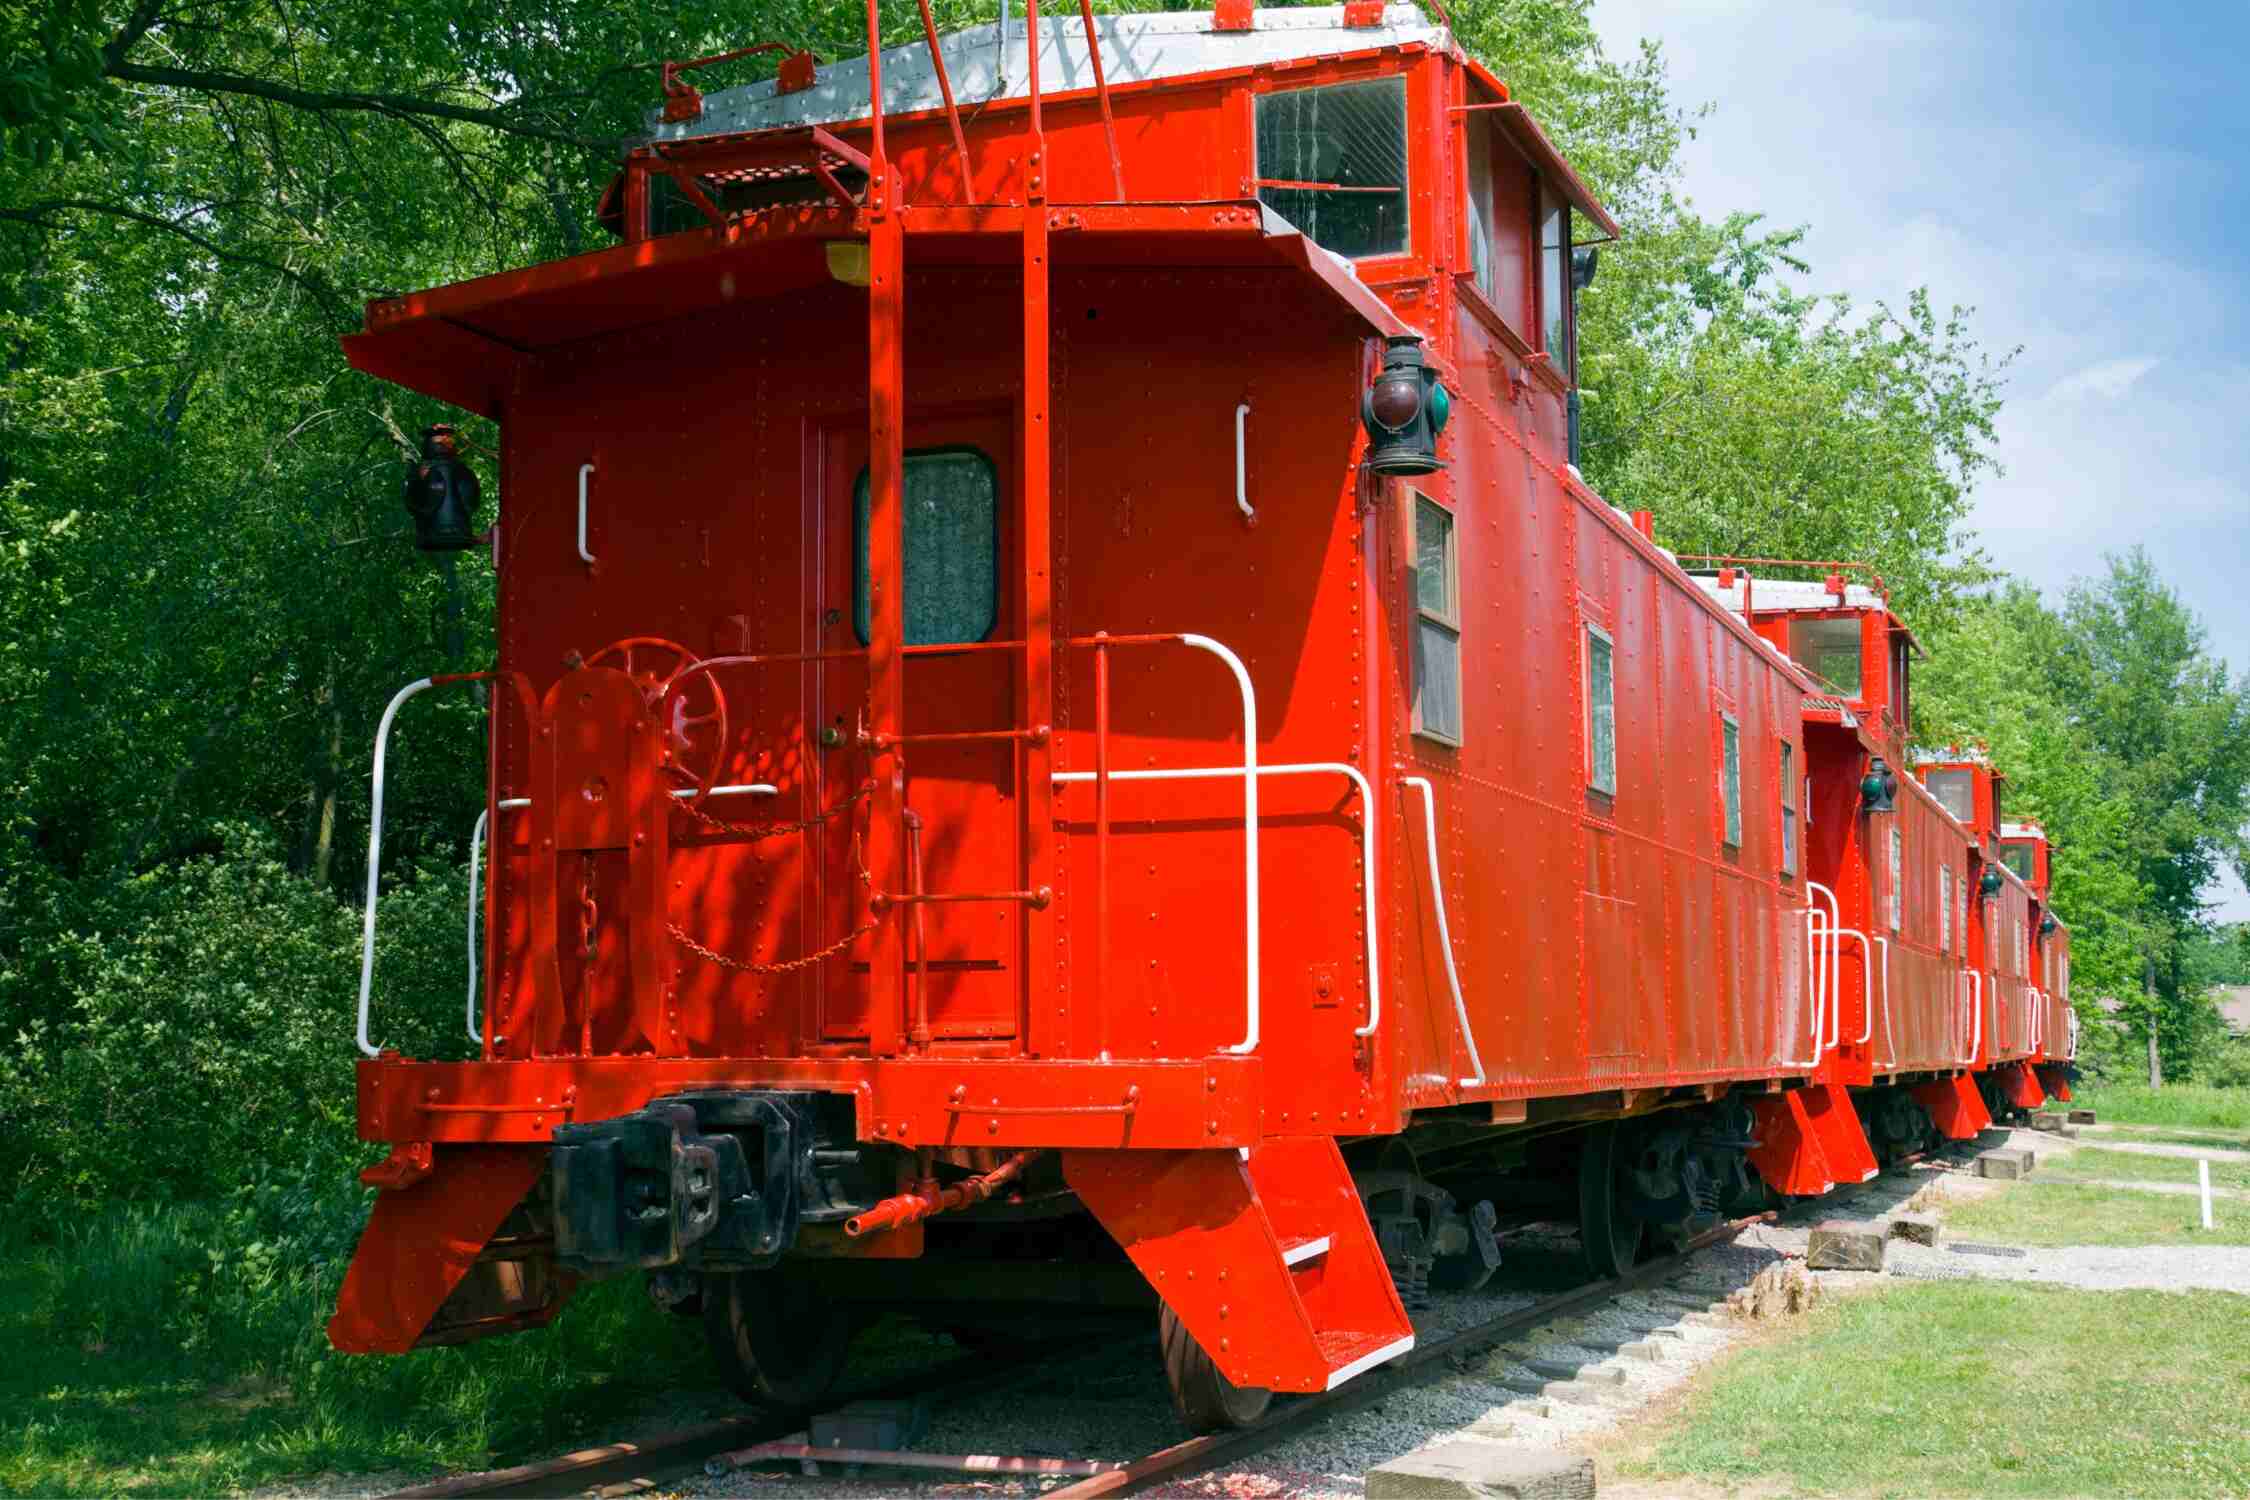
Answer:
[1585, 623, 1616, 794]
[1779, 741, 1797, 876]
[1255, 78, 1409, 260]
[1940, 866, 1953, 953]
[1959, 876, 1969, 962]
[1926, 768, 1974, 825]
[1786, 617, 1864, 698]
[1888, 826, 1904, 933]
[854, 448, 998, 645]
[1719, 715, 1742, 848]
[1538, 183, 1572, 379]
[1411, 494, 1462, 745]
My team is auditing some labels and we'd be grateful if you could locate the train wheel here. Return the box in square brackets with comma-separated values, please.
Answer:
[1159, 1303, 1272, 1432]
[1577, 1120, 1643, 1279]
[704, 1269, 851, 1410]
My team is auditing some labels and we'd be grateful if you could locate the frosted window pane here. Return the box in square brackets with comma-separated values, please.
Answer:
[1788, 617, 1864, 697]
[1587, 632, 1615, 793]
[855, 449, 998, 646]
[1414, 621, 1462, 743]
[1720, 719, 1741, 846]
[1415, 497, 1453, 617]
[1256, 78, 1409, 259]
[1926, 769, 1974, 825]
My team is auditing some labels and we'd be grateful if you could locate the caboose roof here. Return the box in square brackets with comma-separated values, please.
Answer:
[651, 4, 1618, 235]
[2000, 821, 2049, 844]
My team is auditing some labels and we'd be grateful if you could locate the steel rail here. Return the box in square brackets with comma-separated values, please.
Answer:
[375, 1219, 1766, 1500]
[1048, 1212, 1770, 1499]
[376, 1335, 1093, 1500]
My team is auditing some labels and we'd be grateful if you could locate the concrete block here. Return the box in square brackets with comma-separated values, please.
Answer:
[1367, 1444, 1595, 1500]
[1618, 1340, 1665, 1362]
[1807, 1220, 1887, 1270]
[1681, 1310, 1729, 1328]
[1540, 1380, 1621, 1407]
[2030, 1111, 2066, 1133]
[1522, 1357, 1623, 1384]
[2069, 1108, 2097, 1125]
[1976, 1147, 2035, 1180]
[1888, 1212, 1941, 1246]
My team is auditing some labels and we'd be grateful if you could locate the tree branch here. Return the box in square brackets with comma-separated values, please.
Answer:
[0, 199, 354, 324]
[105, 60, 613, 150]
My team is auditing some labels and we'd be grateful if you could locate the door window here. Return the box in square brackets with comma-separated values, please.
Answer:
[854, 447, 999, 645]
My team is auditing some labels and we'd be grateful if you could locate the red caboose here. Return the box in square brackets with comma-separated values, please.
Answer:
[331, 3, 2066, 1429]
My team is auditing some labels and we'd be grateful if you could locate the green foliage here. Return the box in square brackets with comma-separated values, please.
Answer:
[0, 823, 475, 1205]
[2068, 1081, 2250, 1132]
[0, 1192, 723, 1497]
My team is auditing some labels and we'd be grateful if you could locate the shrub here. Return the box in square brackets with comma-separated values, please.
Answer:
[0, 822, 477, 1208]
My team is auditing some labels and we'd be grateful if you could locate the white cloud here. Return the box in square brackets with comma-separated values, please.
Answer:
[2042, 355, 2161, 404]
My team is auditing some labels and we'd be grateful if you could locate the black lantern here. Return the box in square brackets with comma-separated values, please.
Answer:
[403, 424, 481, 551]
[1859, 756, 1898, 813]
[1360, 335, 1451, 477]
[1980, 866, 2004, 897]
[2040, 914, 2058, 936]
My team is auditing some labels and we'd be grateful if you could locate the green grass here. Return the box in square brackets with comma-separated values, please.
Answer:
[0, 1198, 731, 1498]
[2040, 1145, 2250, 1192]
[1630, 1280, 2250, 1498]
[2070, 1081, 2250, 1130]
[1939, 1179, 2250, 1247]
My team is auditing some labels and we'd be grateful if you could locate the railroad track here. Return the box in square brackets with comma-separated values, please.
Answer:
[380, 1212, 1769, 1500]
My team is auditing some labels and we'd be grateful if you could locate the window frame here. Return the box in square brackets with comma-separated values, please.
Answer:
[1536, 179, 1574, 381]
[1252, 74, 1413, 264]
[1778, 738, 1798, 877]
[1585, 620, 1617, 796]
[1940, 864, 1953, 954]
[1410, 491, 1463, 748]
[1718, 712, 1742, 849]
[1888, 825, 1904, 934]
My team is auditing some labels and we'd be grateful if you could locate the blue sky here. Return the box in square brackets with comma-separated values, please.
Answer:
[1589, 0, 2250, 919]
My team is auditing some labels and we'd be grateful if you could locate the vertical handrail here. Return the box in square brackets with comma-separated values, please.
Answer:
[913, 0, 976, 203]
[1873, 935, 1895, 1068]
[1178, 634, 1258, 1054]
[1804, 880, 1841, 1048]
[576, 462, 597, 565]
[1234, 402, 1255, 524]
[359, 673, 488, 1057]
[1401, 776, 1484, 1088]
[1962, 968, 1984, 1065]
[1092, 634, 1111, 1058]
[1836, 927, 1874, 1052]
[1077, 0, 1125, 201]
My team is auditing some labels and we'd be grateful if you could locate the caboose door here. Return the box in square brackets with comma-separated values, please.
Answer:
[813, 408, 1022, 1047]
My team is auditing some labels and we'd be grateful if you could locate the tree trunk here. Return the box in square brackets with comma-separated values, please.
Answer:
[295, 669, 343, 886]
[2146, 954, 2163, 1089]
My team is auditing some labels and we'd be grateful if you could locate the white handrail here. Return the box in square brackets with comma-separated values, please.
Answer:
[1836, 927, 1874, 1051]
[1402, 776, 1485, 1089]
[1962, 968, 1984, 1065]
[1805, 881, 1841, 1046]
[360, 677, 438, 1057]
[1791, 898, 1827, 1069]
[1177, 633, 1259, 1054]
[465, 785, 778, 1046]
[1054, 761, 1377, 1037]
[1873, 935, 1895, 1069]
[1234, 403, 1254, 525]
[577, 462, 597, 565]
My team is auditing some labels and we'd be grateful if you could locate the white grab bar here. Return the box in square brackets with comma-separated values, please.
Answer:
[1805, 881, 1841, 1048]
[464, 784, 778, 1046]
[1054, 761, 1377, 1037]
[360, 677, 446, 1057]
[1177, 634, 1259, 1054]
[577, 462, 597, 565]
[1402, 776, 1485, 1089]
[1873, 935, 1895, 1068]
[1791, 900, 1826, 1069]
[1234, 403, 1254, 525]
[1836, 927, 1874, 1051]
[1962, 968, 1984, 1065]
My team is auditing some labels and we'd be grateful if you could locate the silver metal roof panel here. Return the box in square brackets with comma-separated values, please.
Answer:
[652, 4, 1448, 142]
